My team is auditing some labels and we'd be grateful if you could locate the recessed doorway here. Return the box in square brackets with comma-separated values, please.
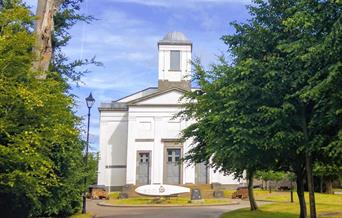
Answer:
[136, 151, 151, 185]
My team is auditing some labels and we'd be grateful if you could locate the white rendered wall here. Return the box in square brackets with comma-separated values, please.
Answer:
[158, 44, 191, 82]
[210, 168, 241, 185]
[124, 90, 242, 186]
[99, 91, 242, 187]
[125, 103, 192, 185]
[97, 111, 128, 187]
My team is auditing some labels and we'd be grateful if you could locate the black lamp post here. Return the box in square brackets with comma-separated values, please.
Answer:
[82, 92, 95, 214]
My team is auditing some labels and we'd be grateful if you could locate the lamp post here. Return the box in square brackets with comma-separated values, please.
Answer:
[82, 92, 95, 214]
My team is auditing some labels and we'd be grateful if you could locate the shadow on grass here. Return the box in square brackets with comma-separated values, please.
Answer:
[221, 208, 298, 218]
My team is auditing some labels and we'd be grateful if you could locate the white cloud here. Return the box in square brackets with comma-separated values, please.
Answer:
[102, 52, 155, 62]
[100, 10, 145, 28]
[81, 70, 155, 91]
[62, 7, 161, 64]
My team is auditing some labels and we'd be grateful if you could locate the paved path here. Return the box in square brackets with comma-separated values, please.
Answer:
[87, 200, 269, 218]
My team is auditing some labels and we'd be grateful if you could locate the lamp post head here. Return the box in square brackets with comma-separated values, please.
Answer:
[85, 92, 95, 109]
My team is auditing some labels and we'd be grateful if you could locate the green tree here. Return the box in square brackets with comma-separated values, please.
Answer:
[180, 58, 279, 211]
[180, 1, 341, 218]
[314, 163, 342, 194]
[256, 170, 286, 193]
[0, 0, 97, 216]
[0, 2, 56, 216]
[223, 1, 341, 217]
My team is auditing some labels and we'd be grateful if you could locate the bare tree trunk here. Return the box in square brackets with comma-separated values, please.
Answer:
[247, 170, 258, 211]
[300, 102, 317, 218]
[32, 0, 64, 78]
[290, 180, 294, 203]
[296, 172, 307, 218]
[305, 154, 316, 218]
[324, 179, 333, 194]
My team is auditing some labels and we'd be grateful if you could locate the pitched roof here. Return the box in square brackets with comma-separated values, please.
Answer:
[127, 87, 188, 105]
[99, 86, 191, 111]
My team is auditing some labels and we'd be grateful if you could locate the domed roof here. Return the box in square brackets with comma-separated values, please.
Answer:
[158, 31, 192, 45]
[163, 32, 189, 41]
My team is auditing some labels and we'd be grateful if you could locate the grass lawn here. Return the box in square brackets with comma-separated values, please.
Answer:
[221, 191, 342, 218]
[107, 197, 233, 205]
[69, 212, 92, 218]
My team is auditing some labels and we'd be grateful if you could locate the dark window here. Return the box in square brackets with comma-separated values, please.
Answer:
[170, 50, 180, 71]
[167, 149, 181, 163]
[139, 153, 149, 163]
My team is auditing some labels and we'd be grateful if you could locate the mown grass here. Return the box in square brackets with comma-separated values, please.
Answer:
[224, 189, 236, 198]
[107, 196, 233, 205]
[221, 191, 342, 218]
[69, 212, 92, 218]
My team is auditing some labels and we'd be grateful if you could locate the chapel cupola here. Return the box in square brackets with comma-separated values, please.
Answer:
[158, 31, 192, 91]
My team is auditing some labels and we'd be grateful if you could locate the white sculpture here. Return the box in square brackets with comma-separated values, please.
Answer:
[135, 184, 190, 197]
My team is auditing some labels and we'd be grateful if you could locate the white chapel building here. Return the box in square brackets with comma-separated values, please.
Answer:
[97, 32, 240, 190]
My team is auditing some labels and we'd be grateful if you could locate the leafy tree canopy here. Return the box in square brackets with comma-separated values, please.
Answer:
[0, 1, 97, 216]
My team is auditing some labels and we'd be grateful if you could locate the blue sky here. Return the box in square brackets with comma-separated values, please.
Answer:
[24, 0, 252, 151]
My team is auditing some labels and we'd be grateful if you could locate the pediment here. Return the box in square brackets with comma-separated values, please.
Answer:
[128, 88, 187, 105]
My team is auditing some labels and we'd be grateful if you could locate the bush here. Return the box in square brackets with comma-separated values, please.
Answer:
[108, 192, 120, 199]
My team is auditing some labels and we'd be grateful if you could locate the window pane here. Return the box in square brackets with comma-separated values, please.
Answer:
[170, 50, 180, 71]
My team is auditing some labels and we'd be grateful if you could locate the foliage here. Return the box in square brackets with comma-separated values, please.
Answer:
[314, 163, 342, 193]
[0, 2, 53, 217]
[0, 1, 96, 217]
[256, 171, 287, 182]
[108, 192, 120, 199]
[87, 152, 99, 185]
[51, 0, 102, 84]
[179, 59, 277, 179]
[179, 0, 342, 216]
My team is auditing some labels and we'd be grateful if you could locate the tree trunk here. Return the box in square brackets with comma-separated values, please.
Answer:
[247, 170, 258, 210]
[300, 102, 317, 218]
[305, 154, 317, 218]
[320, 176, 323, 193]
[324, 179, 333, 194]
[290, 180, 294, 203]
[32, 0, 64, 78]
[296, 172, 307, 218]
